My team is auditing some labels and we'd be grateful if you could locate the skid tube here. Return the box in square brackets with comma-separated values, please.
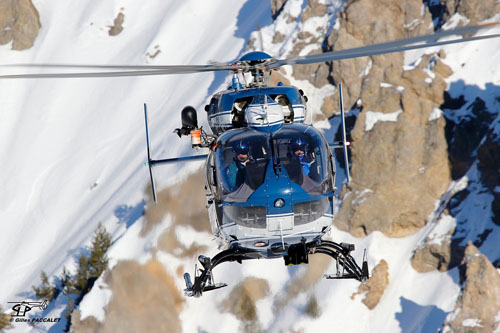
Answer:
[184, 239, 369, 297]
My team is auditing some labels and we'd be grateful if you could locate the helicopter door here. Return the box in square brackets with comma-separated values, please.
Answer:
[205, 152, 222, 233]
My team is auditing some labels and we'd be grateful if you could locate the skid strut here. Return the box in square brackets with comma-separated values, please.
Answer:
[184, 247, 259, 297]
[184, 240, 369, 297]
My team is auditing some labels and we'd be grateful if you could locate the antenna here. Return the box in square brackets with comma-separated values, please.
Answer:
[338, 84, 351, 185]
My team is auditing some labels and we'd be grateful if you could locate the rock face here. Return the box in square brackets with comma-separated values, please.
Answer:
[352, 260, 389, 310]
[288, 0, 331, 89]
[108, 12, 125, 36]
[329, 0, 451, 237]
[442, 0, 500, 25]
[71, 258, 184, 333]
[220, 277, 269, 332]
[270, 0, 287, 19]
[0, 0, 40, 50]
[411, 229, 468, 274]
[412, 236, 453, 273]
[442, 242, 500, 332]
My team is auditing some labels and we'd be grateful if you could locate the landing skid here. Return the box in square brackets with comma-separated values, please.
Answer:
[183, 239, 369, 297]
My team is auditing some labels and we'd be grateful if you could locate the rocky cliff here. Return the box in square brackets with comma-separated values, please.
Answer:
[0, 0, 40, 50]
[323, 0, 452, 238]
[250, 0, 500, 330]
[443, 242, 500, 332]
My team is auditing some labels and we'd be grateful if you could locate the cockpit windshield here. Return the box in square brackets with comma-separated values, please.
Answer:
[271, 126, 331, 196]
[215, 125, 332, 202]
[215, 130, 271, 202]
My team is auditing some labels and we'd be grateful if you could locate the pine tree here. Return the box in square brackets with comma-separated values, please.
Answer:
[70, 223, 112, 295]
[88, 222, 112, 278]
[32, 271, 56, 301]
[72, 254, 90, 294]
[60, 267, 72, 295]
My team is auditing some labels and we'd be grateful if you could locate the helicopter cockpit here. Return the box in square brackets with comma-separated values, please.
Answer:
[205, 123, 336, 253]
[214, 125, 333, 200]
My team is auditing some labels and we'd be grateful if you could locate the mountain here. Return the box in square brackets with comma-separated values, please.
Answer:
[1, 0, 499, 332]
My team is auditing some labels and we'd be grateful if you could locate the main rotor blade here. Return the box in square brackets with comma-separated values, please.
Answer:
[0, 64, 236, 79]
[1, 23, 499, 79]
[1, 63, 235, 70]
[268, 22, 500, 68]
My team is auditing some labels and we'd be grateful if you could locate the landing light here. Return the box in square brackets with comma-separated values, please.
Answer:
[274, 198, 285, 208]
[254, 241, 267, 247]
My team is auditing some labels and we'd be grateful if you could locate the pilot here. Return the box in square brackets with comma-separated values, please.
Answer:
[291, 137, 319, 180]
[226, 140, 250, 189]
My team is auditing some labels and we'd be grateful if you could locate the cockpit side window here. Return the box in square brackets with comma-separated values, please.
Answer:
[270, 94, 294, 123]
[231, 97, 253, 128]
[208, 97, 219, 115]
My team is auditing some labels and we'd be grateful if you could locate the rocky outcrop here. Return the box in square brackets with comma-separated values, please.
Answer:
[351, 259, 389, 310]
[72, 258, 184, 333]
[411, 219, 465, 273]
[220, 277, 269, 332]
[443, 0, 500, 25]
[108, 12, 124, 36]
[412, 234, 454, 273]
[442, 242, 500, 332]
[0, 0, 40, 50]
[329, 0, 452, 237]
[271, 0, 287, 20]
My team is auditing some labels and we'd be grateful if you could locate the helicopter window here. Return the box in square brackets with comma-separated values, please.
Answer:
[294, 196, 330, 225]
[207, 97, 219, 116]
[206, 153, 218, 192]
[231, 97, 252, 127]
[223, 205, 266, 228]
[251, 94, 274, 105]
[270, 94, 293, 122]
[215, 131, 271, 202]
[272, 127, 332, 196]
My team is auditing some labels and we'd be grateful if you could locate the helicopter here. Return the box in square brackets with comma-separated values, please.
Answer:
[2, 22, 500, 298]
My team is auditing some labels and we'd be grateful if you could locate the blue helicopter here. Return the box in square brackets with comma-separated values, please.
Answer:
[142, 51, 366, 297]
[2, 23, 499, 298]
[148, 78, 364, 297]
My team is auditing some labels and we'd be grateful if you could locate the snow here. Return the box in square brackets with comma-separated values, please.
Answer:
[175, 225, 213, 249]
[361, 59, 373, 77]
[426, 214, 456, 246]
[78, 276, 112, 322]
[365, 109, 403, 131]
[0, 0, 254, 329]
[429, 107, 443, 121]
[462, 318, 483, 327]
[1, 0, 500, 332]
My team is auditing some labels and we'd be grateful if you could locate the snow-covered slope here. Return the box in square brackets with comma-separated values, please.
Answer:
[1, 0, 500, 332]
[0, 0, 271, 327]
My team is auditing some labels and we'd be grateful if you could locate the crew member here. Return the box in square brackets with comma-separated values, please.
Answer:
[226, 140, 250, 190]
[291, 138, 314, 176]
